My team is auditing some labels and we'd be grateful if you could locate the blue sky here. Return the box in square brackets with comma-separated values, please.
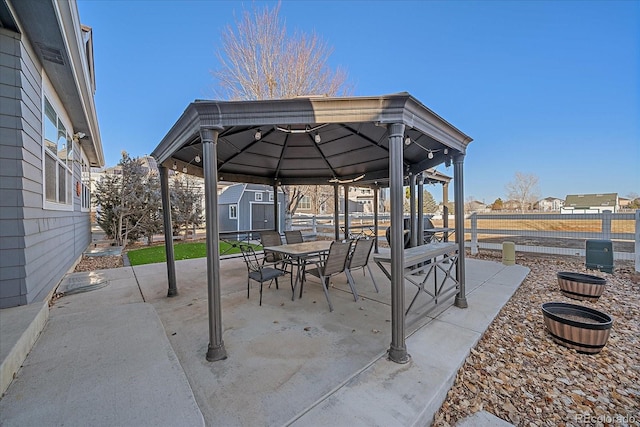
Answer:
[77, 0, 639, 204]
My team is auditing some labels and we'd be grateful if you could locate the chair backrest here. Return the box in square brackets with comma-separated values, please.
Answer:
[240, 244, 261, 273]
[423, 217, 436, 243]
[284, 230, 304, 244]
[260, 231, 283, 262]
[348, 237, 375, 269]
[323, 240, 352, 276]
[385, 226, 411, 249]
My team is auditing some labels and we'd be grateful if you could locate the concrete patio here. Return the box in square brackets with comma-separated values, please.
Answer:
[0, 251, 528, 426]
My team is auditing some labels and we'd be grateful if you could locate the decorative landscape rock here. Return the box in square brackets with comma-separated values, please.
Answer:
[433, 254, 638, 426]
[541, 302, 613, 354]
[557, 271, 607, 301]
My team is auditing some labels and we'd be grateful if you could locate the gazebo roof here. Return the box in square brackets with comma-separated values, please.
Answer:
[151, 92, 472, 185]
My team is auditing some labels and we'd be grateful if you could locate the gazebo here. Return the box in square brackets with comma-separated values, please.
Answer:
[151, 92, 473, 364]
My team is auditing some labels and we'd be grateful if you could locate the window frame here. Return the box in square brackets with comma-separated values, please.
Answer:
[229, 204, 238, 219]
[80, 149, 91, 212]
[42, 95, 73, 211]
[298, 196, 311, 210]
[255, 192, 263, 201]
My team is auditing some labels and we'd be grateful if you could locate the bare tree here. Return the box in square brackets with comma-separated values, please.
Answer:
[212, 2, 351, 100]
[171, 175, 204, 240]
[282, 185, 307, 216]
[213, 2, 352, 229]
[505, 172, 540, 212]
[94, 152, 160, 247]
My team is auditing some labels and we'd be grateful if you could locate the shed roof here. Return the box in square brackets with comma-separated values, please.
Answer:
[218, 183, 283, 204]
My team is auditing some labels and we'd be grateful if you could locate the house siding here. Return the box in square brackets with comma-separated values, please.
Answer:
[0, 30, 28, 307]
[0, 30, 92, 308]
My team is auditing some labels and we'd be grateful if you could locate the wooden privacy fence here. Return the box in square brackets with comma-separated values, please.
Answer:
[466, 211, 639, 271]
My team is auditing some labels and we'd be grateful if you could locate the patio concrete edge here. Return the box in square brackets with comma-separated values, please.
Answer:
[0, 301, 49, 396]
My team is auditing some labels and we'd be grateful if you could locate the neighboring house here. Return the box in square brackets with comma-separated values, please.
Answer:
[535, 197, 564, 212]
[0, 0, 104, 308]
[348, 186, 375, 213]
[561, 193, 619, 214]
[501, 200, 523, 211]
[218, 184, 285, 233]
[618, 197, 634, 210]
[465, 200, 488, 213]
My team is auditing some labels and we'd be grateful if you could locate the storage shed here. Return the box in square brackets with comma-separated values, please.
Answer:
[218, 184, 285, 233]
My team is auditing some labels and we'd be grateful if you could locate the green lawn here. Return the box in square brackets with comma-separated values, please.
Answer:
[127, 241, 260, 266]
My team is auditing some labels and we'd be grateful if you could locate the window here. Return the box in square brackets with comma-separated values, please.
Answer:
[298, 196, 311, 210]
[255, 192, 263, 201]
[269, 192, 274, 201]
[229, 204, 238, 219]
[43, 97, 72, 208]
[80, 152, 91, 211]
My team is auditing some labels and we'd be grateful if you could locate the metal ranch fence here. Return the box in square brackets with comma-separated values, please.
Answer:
[290, 211, 640, 272]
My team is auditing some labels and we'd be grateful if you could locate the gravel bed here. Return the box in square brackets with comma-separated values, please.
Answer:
[74, 255, 123, 272]
[434, 251, 639, 427]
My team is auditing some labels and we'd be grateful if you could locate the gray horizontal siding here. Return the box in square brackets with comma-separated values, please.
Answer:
[0, 31, 26, 307]
[0, 29, 92, 308]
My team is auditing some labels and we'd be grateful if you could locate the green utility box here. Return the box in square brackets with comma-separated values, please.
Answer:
[585, 239, 613, 274]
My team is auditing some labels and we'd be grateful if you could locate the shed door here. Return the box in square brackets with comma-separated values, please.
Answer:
[252, 204, 274, 230]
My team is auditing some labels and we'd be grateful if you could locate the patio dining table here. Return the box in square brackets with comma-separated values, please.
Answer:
[263, 240, 332, 300]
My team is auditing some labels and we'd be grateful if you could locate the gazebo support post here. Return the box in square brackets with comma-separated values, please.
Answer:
[417, 173, 424, 246]
[373, 184, 379, 253]
[344, 184, 350, 240]
[273, 181, 279, 234]
[409, 173, 417, 248]
[159, 165, 177, 297]
[202, 127, 228, 362]
[388, 123, 409, 363]
[453, 153, 468, 309]
[333, 184, 340, 240]
[443, 182, 449, 240]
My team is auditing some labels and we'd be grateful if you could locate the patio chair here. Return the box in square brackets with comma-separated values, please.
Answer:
[284, 229, 321, 280]
[260, 231, 285, 266]
[345, 237, 379, 296]
[284, 230, 304, 244]
[304, 240, 353, 312]
[240, 244, 287, 306]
